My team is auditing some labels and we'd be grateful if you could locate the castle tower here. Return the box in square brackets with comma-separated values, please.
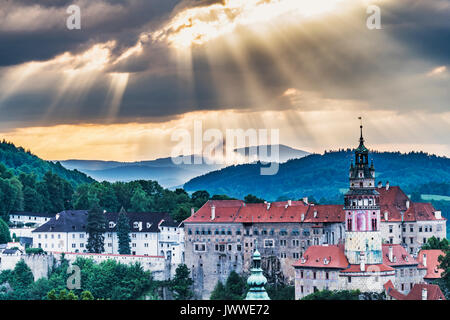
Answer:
[344, 122, 382, 265]
[245, 247, 270, 300]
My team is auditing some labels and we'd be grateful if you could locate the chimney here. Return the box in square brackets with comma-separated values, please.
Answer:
[301, 213, 305, 222]
[55, 213, 60, 220]
[378, 181, 382, 188]
[211, 205, 216, 220]
[434, 211, 442, 219]
[388, 246, 394, 262]
[384, 211, 389, 221]
[385, 181, 390, 191]
[313, 211, 318, 218]
[288, 200, 292, 206]
[406, 200, 410, 209]
[191, 207, 195, 216]
[423, 253, 427, 267]
[267, 202, 271, 210]
[422, 288, 427, 300]
[303, 197, 308, 205]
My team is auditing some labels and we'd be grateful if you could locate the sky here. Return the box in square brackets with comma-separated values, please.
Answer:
[0, 0, 449, 161]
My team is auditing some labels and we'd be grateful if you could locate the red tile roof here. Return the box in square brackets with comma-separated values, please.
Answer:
[385, 281, 447, 300]
[304, 205, 345, 223]
[417, 250, 446, 279]
[184, 187, 443, 224]
[404, 283, 446, 300]
[293, 245, 348, 269]
[340, 263, 395, 273]
[384, 280, 407, 300]
[183, 200, 243, 223]
[185, 200, 311, 224]
[377, 186, 413, 222]
[406, 202, 445, 221]
[234, 201, 309, 223]
[382, 244, 419, 267]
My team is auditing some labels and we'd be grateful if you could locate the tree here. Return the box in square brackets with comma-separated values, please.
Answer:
[209, 272, 247, 300]
[191, 190, 210, 208]
[9, 259, 34, 291]
[210, 281, 226, 300]
[130, 186, 151, 212]
[422, 236, 450, 251]
[172, 204, 191, 222]
[244, 194, 265, 204]
[211, 194, 236, 200]
[117, 208, 131, 255]
[170, 264, 194, 300]
[224, 271, 246, 300]
[410, 192, 422, 202]
[0, 218, 12, 244]
[302, 289, 361, 300]
[86, 203, 106, 254]
[266, 283, 295, 300]
[47, 289, 79, 300]
[437, 249, 450, 298]
[81, 290, 94, 300]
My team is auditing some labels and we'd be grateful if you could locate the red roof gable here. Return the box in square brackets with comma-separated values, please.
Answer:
[382, 244, 419, 267]
[293, 245, 348, 269]
[417, 250, 446, 279]
[404, 283, 446, 300]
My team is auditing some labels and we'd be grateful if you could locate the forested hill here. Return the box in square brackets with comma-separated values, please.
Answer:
[0, 140, 94, 186]
[184, 150, 450, 202]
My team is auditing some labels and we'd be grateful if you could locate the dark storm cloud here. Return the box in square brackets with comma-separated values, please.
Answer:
[381, 0, 450, 65]
[0, 0, 179, 66]
[0, 0, 450, 128]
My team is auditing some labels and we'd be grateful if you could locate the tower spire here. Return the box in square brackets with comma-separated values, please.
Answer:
[359, 116, 364, 144]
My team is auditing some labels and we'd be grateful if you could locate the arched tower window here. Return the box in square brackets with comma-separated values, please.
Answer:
[371, 218, 377, 231]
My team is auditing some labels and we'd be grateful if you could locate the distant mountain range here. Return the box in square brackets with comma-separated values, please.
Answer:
[59, 144, 310, 188]
[183, 150, 450, 202]
[234, 144, 310, 163]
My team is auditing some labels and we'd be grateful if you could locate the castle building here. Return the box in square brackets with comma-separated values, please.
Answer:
[31, 210, 185, 265]
[184, 124, 447, 300]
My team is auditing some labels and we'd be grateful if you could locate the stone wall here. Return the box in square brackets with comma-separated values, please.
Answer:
[0, 253, 54, 280]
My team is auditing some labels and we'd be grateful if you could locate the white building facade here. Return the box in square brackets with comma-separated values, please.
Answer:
[31, 210, 184, 265]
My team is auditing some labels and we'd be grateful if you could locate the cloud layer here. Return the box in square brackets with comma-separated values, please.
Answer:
[0, 0, 449, 158]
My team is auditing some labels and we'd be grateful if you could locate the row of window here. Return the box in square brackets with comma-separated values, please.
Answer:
[38, 233, 85, 239]
[299, 270, 333, 280]
[188, 228, 306, 236]
[391, 224, 442, 233]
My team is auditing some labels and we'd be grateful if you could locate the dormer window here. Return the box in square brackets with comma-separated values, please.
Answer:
[109, 222, 115, 228]
[146, 222, 152, 229]
[133, 222, 139, 228]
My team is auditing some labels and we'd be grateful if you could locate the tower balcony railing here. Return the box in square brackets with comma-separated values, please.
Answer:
[344, 205, 380, 210]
